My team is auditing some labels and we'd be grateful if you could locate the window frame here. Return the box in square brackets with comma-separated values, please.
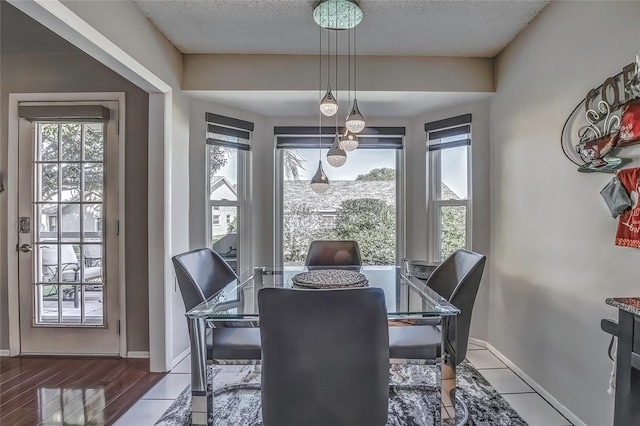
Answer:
[273, 126, 405, 267]
[204, 115, 252, 274]
[427, 120, 472, 263]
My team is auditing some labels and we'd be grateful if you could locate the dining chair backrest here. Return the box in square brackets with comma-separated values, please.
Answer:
[258, 287, 389, 426]
[305, 240, 362, 270]
[427, 249, 486, 365]
[172, 248, 238, 312]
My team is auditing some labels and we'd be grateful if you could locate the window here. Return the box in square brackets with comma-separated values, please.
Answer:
[426, 114, 472, 262]
[206, 113, 253, 273]
[276, 126, 404, 266]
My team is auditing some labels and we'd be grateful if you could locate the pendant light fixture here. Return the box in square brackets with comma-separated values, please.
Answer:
[310, 159, 330, 193]
[345, 16, 366, 133]
[327, 132, 347, 167]
[311, 23, 330, 194]
[320, 25, 338, 116]
[340, 24, 359, 151]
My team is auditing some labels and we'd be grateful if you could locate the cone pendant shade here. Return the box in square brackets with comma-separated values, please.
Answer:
[345, 98, 366, 133]
[310, 160, 330, 193]
[320, 84, 338, 116]
[326, 133, 347, 167]
[339, 129, 359, 151]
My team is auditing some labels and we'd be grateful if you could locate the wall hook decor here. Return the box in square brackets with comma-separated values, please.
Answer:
[561, 54, 640, 173]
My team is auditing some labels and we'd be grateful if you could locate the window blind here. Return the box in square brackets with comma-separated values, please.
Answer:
[18, 105, 110, 122]
[206, 113, 253, 151]
[275, 126, 405, 150]
[425, 114, 471, 152]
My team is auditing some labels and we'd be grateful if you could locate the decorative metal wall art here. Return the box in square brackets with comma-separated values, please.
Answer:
[561, 55, 640, 173]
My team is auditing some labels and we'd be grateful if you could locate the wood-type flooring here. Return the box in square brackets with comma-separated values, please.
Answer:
[0, 356, 164, 425]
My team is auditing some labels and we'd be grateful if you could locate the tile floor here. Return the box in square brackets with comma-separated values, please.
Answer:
[115, 344, 574, 426]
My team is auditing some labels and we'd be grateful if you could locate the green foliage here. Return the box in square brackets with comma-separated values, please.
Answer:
[332, 198, 395, 265]
[440, 205, 467, 261]
[228, 215, 238, 233]
[208, 145, 229, 189]
[283, 150, 306, 180]
[282, 204, 331, 265]
[355, 167, 395, 181]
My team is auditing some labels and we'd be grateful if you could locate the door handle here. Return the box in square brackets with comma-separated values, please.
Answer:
[17, 243, 33, 253]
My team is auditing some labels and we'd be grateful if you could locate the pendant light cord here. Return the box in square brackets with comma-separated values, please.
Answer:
[354, 22, 357, 98]
[348, 25, 351, 111]
[319, 24, 322, 161]
[335, 28, 339, 133]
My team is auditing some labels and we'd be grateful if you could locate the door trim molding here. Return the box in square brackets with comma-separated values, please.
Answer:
[7, 92, 127, 357]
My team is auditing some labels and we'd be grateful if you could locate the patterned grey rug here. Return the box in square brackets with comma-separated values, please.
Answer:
[155, 360, 527, 426]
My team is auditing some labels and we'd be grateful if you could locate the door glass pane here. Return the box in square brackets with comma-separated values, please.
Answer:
[37, 284, 60, 324]
[439, 205, 467, 261]
[61, 164, 81, 201]
[38, 164, 59, 201]
[38, 123, 59, 161]
[281, 148, 397, 266]
[34, 121, 105, 326]
[84, 163, 103, 201]
[84, 123, 104, 161]
[83, 204, 102, 240]
[60, 204, 80, 241]
[60, 123, 81, 161]
[84, 285, 104, 325]
[61, 285, 82, 324]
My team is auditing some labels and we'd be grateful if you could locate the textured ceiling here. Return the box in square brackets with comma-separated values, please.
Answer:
[131, 0, 550, 57]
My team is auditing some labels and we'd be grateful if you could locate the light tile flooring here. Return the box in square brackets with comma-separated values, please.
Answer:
[115, 344, 574, 426]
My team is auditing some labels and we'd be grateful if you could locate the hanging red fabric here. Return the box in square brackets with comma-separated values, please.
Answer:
[615, 167, 640, 248]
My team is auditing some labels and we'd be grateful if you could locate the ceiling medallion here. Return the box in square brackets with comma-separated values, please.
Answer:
[313, 0, 362, 30]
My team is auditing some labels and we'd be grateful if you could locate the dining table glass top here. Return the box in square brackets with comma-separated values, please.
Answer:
[186, 265, 460, 322]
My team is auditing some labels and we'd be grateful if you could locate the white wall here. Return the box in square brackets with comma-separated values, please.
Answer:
[490, 2, 640, 425]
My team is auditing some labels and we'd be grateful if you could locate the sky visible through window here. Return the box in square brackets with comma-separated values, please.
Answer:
[440, 145, 468, 199]
[219, 142, 468, 199]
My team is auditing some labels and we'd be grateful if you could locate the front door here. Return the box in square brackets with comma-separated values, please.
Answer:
[17, 101, 121, 355]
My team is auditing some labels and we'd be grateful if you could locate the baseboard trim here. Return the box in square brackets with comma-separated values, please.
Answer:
[127, 351, 150, 359]
[468, 337, 487, 348]
[474, 339, 586, 426]
[0, 349, 10, 357]
[172, 347, 190, 369]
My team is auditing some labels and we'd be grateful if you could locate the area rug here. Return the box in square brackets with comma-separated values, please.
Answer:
[155, 360, 527, 426]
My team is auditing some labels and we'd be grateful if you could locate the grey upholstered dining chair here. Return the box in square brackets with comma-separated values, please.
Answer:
[172, 248, 261, 362]
[259, 287, 389, 426]
[305, 240, 362, 270]
[389, 249, 486, 365]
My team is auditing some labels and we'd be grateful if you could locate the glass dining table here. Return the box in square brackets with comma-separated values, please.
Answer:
[185, 265, 461, 426]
